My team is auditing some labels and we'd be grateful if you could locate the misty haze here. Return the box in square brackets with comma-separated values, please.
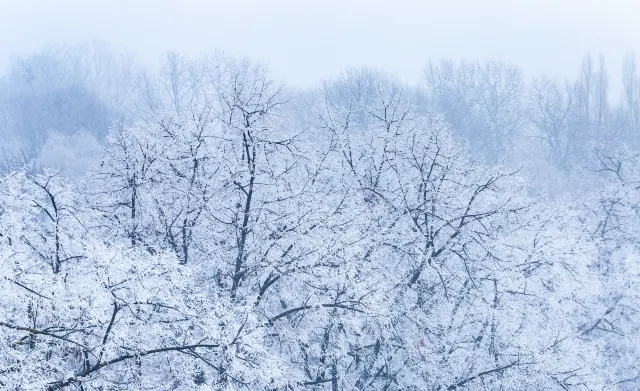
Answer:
[1, 1, 640, 390]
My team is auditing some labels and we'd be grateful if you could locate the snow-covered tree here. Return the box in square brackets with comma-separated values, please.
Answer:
[2, 51, 640, 391]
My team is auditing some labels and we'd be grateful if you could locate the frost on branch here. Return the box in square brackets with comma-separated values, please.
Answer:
[0, 58, 629, 390]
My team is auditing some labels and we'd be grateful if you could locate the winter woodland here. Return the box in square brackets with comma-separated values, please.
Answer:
[2, 44, 640, 390]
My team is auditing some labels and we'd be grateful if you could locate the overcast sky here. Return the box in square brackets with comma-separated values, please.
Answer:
[1, 0, 639, 93]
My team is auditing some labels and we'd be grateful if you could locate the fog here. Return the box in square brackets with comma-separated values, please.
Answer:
[4, 2, 640, 390]
[2, 0, 639, 90]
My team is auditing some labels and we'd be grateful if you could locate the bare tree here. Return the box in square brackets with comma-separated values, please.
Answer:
[622, 52, 640, 141]
[425, 60, 525, 164]
[526, 77, 578, 171]
[476, 61, 526, 163]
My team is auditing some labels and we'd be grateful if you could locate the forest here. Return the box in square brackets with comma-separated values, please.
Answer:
[1, 42, 640, 390]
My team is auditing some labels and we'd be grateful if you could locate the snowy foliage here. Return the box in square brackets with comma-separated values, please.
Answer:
[1, 53, 640, 391]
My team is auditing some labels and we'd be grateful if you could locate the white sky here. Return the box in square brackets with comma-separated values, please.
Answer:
[1, 0, 639, 93]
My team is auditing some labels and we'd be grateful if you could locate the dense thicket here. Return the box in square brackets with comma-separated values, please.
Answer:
[2, 44, 640, 390]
